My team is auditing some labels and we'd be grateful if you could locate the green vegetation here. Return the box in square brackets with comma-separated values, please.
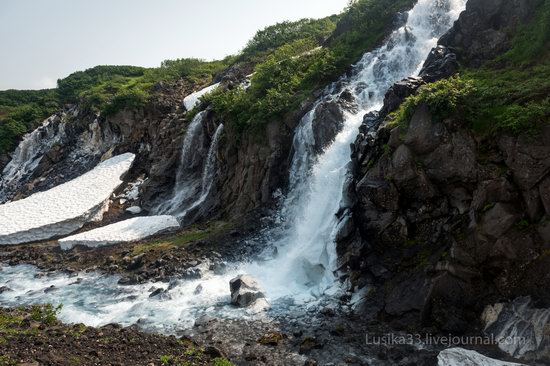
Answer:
[388, 75, 476, 129]
[212, 357, 236, 366]
[239, 17, 338, 62]
[0, 59, 231, 155]
[205, 0, 416, 134]
[132, 220, 231, 255]
[327, 0, 416, 70]
[389, 0, 550, 137]
[0, 304, 61, 340]
[30, 303, 62, 325]
[0, 0, 419, 153]
[0, 89, 59, 154]
[498, 0, 550, 64]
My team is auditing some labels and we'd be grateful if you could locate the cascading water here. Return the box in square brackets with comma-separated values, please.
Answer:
[155, 111, 208, 215]
[0, 0, 466, 333]
[0, 116, 65, 203]
[155, 110, 224, 220]
[244, 0, 467, 301]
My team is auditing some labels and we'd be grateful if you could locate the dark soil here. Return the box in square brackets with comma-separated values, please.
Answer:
[0, 306, 228, 366]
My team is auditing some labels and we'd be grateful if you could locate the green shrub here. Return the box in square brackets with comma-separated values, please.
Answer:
[212, 358, 235, 366]
[388, 75, 476, 129]
[29, 304, 62, 326]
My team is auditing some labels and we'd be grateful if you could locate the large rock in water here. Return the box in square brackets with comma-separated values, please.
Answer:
[0, 153, 135, 245]
[438, 348, 524, 366]
[230, 274, 265, 307]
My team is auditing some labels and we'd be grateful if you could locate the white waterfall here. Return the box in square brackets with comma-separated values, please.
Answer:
[0, 0, 466, 333]
[245, 0, 467, 301]
[0, 116, 65, 203]
[156, 111, 224, 220]
[155, 111, 207, 215]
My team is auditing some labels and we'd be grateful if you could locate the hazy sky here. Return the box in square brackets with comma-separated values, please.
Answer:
[0, 0, 349, 90]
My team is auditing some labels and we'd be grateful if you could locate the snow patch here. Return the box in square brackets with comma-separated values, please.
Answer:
[183, 83, 220, 111]
[58, 215, 180, 250]
[0, 153, 135, 245]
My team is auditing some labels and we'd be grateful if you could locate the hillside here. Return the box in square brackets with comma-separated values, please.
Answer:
[0, 0, 549, 365]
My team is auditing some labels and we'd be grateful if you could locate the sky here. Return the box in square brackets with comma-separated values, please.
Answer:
[0, 0, 349, 90]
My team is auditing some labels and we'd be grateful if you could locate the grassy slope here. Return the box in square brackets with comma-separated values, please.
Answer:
[388, 0, 550, 136]
[0, 0, 417, 155]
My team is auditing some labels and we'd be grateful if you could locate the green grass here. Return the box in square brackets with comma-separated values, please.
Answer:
[131, 220, 232, 255]
[212, 358, 236, 366]
[204, 0, 416, 136]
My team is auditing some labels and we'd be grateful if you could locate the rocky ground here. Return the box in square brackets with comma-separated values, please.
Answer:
[0, 306, 229, 366]
[0, 209, 268, 286]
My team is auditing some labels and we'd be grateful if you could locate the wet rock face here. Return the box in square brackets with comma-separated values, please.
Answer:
[229, 274, 266, 307]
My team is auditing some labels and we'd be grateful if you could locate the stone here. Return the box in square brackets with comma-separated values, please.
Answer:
[229, 274, 265, 307]
[403, 103, 443, 155]
[384, 274, 430, 316]
[539, 175, 550, 216]
[126, 206, 142, 214]
[478, 203, 519, 240]
[334, 209, 355, 242]
[483, 297, 550, 361]
[438, 348, 524, 366]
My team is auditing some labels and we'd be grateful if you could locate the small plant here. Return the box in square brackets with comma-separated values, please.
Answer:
[159, 355, 174, 365]
[30, 304, 62, 326]
[213, 358, 236, 366]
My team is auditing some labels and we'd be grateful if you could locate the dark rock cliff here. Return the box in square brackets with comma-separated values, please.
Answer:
[337, 0, 550, 343]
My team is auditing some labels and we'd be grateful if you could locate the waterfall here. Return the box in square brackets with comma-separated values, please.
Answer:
[156, 111, 224, 220]
[156, 111, 207, 215]
[200, 123, 224, 198]
[0, 116, 65, 203]
[245, 0, 467, 301]
[0, 0, 467, 332]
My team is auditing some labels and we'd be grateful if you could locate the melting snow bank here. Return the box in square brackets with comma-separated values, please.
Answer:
[438, 348, 525, 366]
[59, 216, 181, 250]
[0, 153, 135, 245]
[183, 83, 220, 111]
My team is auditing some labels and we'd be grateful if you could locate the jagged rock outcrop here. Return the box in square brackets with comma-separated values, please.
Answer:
[337, 0, 549, 356]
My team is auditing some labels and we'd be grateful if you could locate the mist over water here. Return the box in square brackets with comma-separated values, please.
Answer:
[0, 0, 466, 333]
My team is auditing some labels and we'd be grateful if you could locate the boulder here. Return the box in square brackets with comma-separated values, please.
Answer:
[437, 348, 524, 366]
[482, 297, 550, 362]
[229, 274, 265, 307]
[403, 103, 444, 155]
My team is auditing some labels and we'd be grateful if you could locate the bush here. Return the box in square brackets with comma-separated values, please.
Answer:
[388, 75, 476, 129]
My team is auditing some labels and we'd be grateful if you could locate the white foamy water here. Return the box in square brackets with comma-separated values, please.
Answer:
[155, 110, 224, 220]
[0, 116, 65, 203]
[0, 0, 466, 332]
[0, 153, 135, 245]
